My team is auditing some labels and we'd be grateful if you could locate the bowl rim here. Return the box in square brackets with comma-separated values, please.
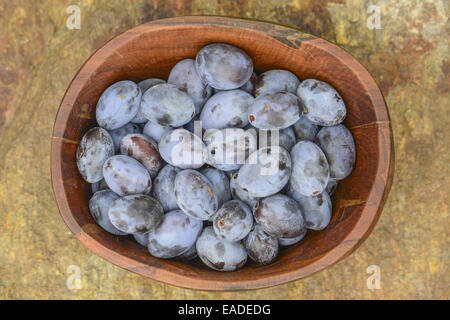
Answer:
[51, 15, 394, 291]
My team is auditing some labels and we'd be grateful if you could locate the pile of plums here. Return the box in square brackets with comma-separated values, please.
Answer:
[76, 43, 355, 271]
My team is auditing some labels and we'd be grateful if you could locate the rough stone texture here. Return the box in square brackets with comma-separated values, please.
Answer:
[0, 0, 448, 299]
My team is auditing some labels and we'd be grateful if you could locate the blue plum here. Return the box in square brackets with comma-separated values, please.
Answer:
[289, 141, 330, 196]
[77, 127, 114, 183]
[96, 80, 141, 130]
[297, 79, 346, 126]
[147, 210, 203, 259]
[213, 200, 253, 242]
[108, 194, 164, 234]
[196, 43, 253, 90]
[315, 124, 356, 180]
[196, 226, 247, 271]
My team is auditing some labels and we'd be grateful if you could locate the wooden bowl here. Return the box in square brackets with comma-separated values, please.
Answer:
[51, 16, 394, 290]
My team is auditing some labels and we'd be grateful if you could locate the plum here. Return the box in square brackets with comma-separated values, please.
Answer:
[253, 69, 300, 97]
[89, 190, 126, 235]
[253, 194, 306, 238]
[229, 172, 259, 209]
[200, 167, 232, 208]
[259, 127, 296, 151]
[108, 194, 164, 234]
[108, 122, 141, 153]
[140, 83, 195, 126]
[196, 226, 247, 271]
[132, 78, 166, 123]
[297, 79, 346, 126]
[200, 90, 254, 130]
[244, 224, 278, 265]
[168, 58, 213, 114]
[237, 146, 291, 197]
[147, 210, 203, 259]
[158, 129, 206, 169]
[289, 141, 330, 196]
[204, 128, 257, 171]
[103, 155, 152, 196]
[151, 164, 180, 212]
[77, 127, 114, 183]
[142, 121, 172, 144]
[292, 116, 319, 141]
[278, 229, 307, 246]
[213, 200, 253, 242]
[119, 133, 163, 178]
[315, 124, 356, 180]
[96, 80, 141, 130]
[196, 43, 253, 90]
[174, 169, 218, 220]
[248, 92, 303, 129]
[286, 183, 332, 230]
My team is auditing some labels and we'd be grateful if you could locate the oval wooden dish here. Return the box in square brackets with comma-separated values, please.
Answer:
[51, 16, 394, 290]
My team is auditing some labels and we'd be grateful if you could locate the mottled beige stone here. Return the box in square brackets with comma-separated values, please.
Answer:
[0, 0, 448, 299]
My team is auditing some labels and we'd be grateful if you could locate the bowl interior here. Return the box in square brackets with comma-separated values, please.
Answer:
[52, 17, 392, 290]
